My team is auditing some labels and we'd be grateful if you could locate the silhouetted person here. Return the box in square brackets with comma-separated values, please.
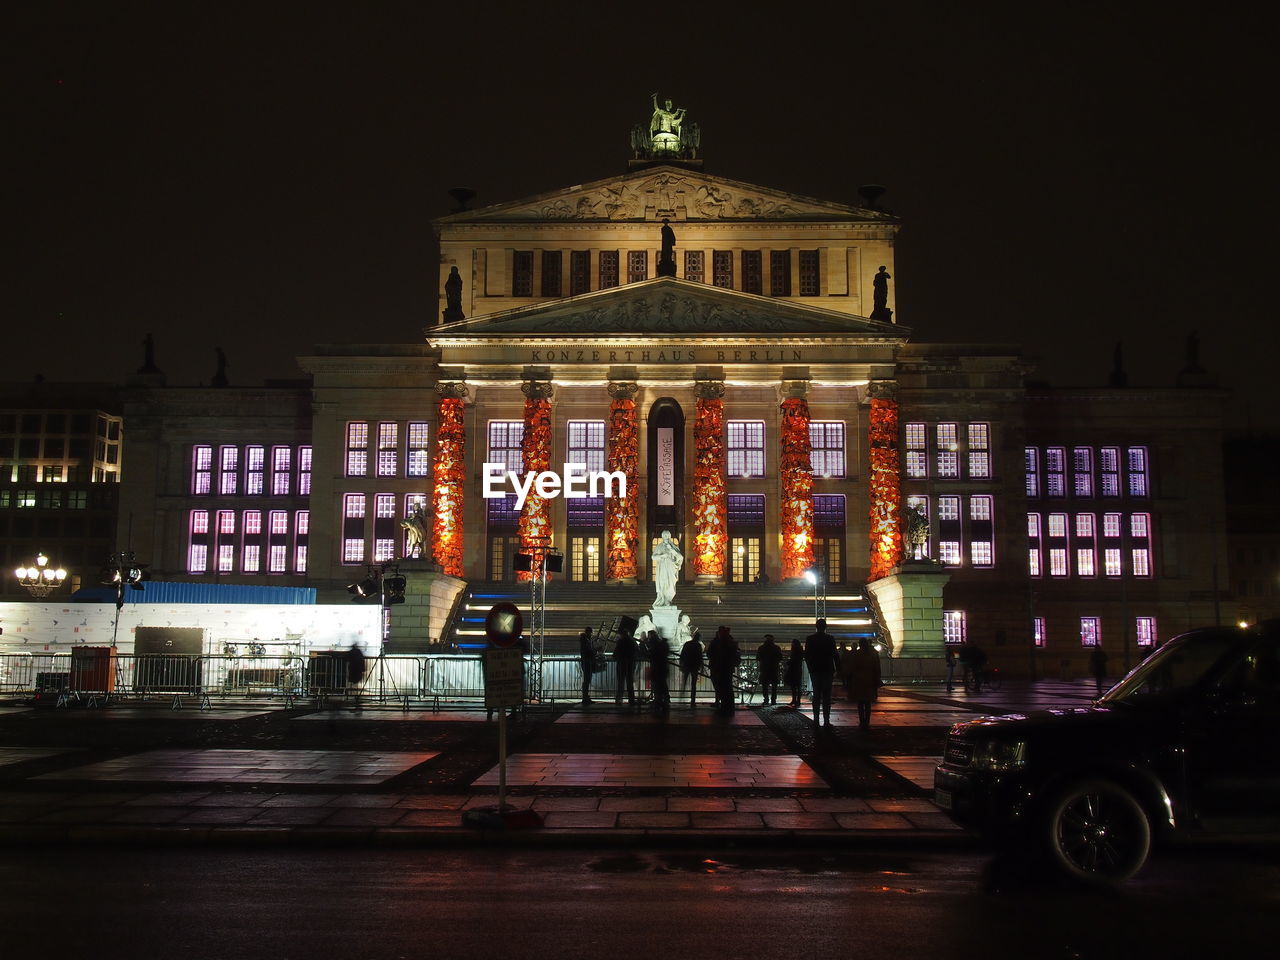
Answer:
[1089, 646, 1109, 696]
[579, 626, 596, 703]
[707, 626, 740, 714]
[805, 618, 839, 727]
[345, 644, 366, 710]
[945, 647, 957, 693]
[679, 628, 704, 707]
[784, 639, 805, 707]
[848, 637, 882, 729]
[756, 634, 783, 706]
[965, 642, 988, 694]
[648, 629, 671, 710]
[614, 624, 637, 706]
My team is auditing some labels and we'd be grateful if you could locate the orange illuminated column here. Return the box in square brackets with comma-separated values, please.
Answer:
[431, 382, 469, 578]
[606, 381, 640, 582]
[516, 380, 554, 582]
[692, 380, 727, 581]
[867, 383, 902, 582]
[779, 390, 815, 580]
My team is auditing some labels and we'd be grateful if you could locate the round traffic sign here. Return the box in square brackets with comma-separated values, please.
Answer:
[484, 602, 524, 648]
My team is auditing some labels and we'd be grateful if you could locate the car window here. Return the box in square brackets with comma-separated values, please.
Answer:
[1215, 636, 1280, 703]
[1101, 632, 1242, 704]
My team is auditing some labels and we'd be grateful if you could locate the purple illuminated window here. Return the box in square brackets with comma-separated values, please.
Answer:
[1033, 617, 1046, 647]
[906, 424, 927, 479]
[1027, 512, 1042, 576]
[219, 446, 239, 495]
[810, 422, 846, 478]
[1080, 617, 1101, 647]
[269, 544, 287, 574]
[814, 494, 846, 527]
[243, 544, 261, 573]
[943, 611, 966, 645]
[727, 421, 765, 478]
[1100, 447, 1120, 497]
[488, 421, 524, 473]
[406, 424, 429, 477]
[298, 446, 312, 495]
[377, 423, 397, 478]
[567, 421, 606, 472]
[1128, 447, 1149, 497]
[936, 423, 958, 478]
[270, 511, 287, 535]
[728, 494, 766, 526]
[272, 446, 291, 495]
[1045, 448, 1066, 497]
[968, 424, 991, 479]
[1073, 447, 1093, 497]
[246, 446, 265, 495]
[191, 510, 209, 535]
[346, 423, 368, 477]
[1136, 617, 1156, 647]
[1025, 447, 1040, 497]
[192, 446, 212, 495]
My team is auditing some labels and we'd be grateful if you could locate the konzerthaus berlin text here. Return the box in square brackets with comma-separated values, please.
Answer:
[115, 107, 1231, 675]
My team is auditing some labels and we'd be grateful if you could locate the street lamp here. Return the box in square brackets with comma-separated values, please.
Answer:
[14, 553, 67, 599]
[803, 567, 822, 622]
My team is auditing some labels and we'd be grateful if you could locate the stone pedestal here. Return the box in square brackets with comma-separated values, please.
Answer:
[647, 605, 680, 642]
[386, 560, 466, 653]
[866, 561, 951, 659]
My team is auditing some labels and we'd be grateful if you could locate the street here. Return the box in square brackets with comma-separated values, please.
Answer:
[2, 845, 1274, 959]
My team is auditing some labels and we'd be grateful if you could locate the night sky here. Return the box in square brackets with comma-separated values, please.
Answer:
[11, 3, 1277, 428]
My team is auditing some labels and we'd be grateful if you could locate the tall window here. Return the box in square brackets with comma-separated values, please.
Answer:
[487, 421, 525, 473]
[374, 493, 397, 563]
[935, 423, 959, 478]
[905, 423, 928, 479]
[1103, 511, 1123, 577]
[1048, 512, 1069, 577]
[937, 496, 961, 565]
[219, 446, 239, 495]
[541, 250, 562, 297]
[1100, 447, 1120, 497]
[1027, 513, 1042, 576]
[968, 423, 991, 479]
[712, 250, 733, 288]
[1045, 447, 1066, 497]
[246, 446, 265, 495]
[243, 509, 262, 573]
[943, 610, 967, 645]
[346, 422, 368, 477]
[269, 510, 288, 573]
[798, 250, 820, 296]
[727, 421, 765, 478]
[627, 250, 647, 283]
[1080, 617, 1101, 647]
[343, 493, 366, 564]
[1025, 447, 1040, 497]
[567, 420, 606, 471]
[216, 510, 236, 573]
[684, 250, 704, 283]
[193, 446, 212, 495]
[512, 250, 533, 297]
[294, 509, 310, 573]
[1075, 513, 1096, 577]
[1131, 512, 1152, 577]
[1135, 617, 1157, 647]
[298, 446, 313, 495]
[970, 495, 994, 567]
[189, 509, 209, 574]
[376, 422, 398, 478]
[407, 423, 430, 477]
[770, 250, 791, 296]
[809, 421, 846, 478]
[742, 250, 763, 294]
[271, 446, 292, 495]
[1033, 617, 1046, 648]
[1073, 447, 1094, 497]
[599, 250, 619, 289]
[1128, 447, 1149, 496]
[570, 250, 590, 294]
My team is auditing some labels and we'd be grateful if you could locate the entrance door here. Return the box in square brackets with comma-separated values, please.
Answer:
[646, 398, 685, 561]
[814, 537, 844, 584]
[570, 536, 602, 582]
[729, 536, 762, 583]
[487, 534, 520, 581]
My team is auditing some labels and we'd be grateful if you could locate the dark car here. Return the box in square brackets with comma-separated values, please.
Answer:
[934, 622, 1280, 883]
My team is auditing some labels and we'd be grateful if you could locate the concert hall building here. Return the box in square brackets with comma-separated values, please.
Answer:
[108, 115, 1232, 675]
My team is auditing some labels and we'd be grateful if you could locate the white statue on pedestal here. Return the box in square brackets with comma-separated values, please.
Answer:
[652, 530, 683, 608]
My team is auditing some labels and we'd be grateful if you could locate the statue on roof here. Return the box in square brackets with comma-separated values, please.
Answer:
[632, 95, 700, 162]
[443, 266, 465, 323]
[871, 266, 893, 323]
[658, 218, 677, 277]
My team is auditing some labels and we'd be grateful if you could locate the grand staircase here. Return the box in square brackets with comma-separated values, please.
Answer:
[451, 578, 882, 654]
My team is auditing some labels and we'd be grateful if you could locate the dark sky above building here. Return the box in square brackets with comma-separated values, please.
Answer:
[10, 2, 1276, 427]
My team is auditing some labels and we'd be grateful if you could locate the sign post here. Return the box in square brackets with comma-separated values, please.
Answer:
[483, 603, 524, 813]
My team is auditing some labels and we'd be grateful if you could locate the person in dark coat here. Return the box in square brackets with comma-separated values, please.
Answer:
[945, 647, 957, 693]
[613, 624, 637, 706]
[648, 629, 671, 710]
[804, 618, 840, 727]
[707, 626, 741, 714]
[679, 628, 704, 707]
[578, 626, 596, 703]
[1089, 646, 1109, 695]
[784, 639, 805, 707]
[345, 643, 366, 711]
[966, 642, 988, 694]
[755, 634, 783, 706]
[848, 637, 882, 729]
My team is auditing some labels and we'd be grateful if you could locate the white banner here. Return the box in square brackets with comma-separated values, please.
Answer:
[657, 428, 675, 506]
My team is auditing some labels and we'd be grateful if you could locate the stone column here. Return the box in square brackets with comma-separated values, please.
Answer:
[516, 379, 554, 582]
[431, 382, 468, 578]
[691, 379, 727, 583]
[866, 380, 902, 582]
[606, 380, 640, 583]
[779, 379, 815, 580]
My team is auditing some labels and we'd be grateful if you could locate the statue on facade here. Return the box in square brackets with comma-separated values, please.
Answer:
[652, 530, 683, 608]
[871, 265, 893, 322]
[657, 218, 677, 277]
[137, 333, 161, 375]
[401, 507, 429, 558]
[904, 503, 930, 560]
[443, 266, 465, 323]
[211, 347, 229, 388]
[650, 94, 686, 141]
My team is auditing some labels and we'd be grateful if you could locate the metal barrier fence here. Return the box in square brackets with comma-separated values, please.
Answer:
[0, 651, 825, 708]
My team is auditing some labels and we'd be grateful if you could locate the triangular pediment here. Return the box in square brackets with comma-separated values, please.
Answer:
[435, 165, 895, 224]
[428, 278, 907, 340]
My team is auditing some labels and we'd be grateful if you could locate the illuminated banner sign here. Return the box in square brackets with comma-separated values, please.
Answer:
[657, 428, 675, 506]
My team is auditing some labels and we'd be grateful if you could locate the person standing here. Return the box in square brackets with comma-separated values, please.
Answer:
[784, 639, 805, 707]
[848, 637, 882, 729]
[755, 634, 783, 706]
[1089, 645, 1109, 696]
[345, 643, 366, 711]
[945, 647, 957, 693]
[578, 626, 596, 703]
[707, 626, 740, 714]
[804, 618, 840, 727]
[679, 627, 704, 707]
[648, 629, 671, 711]
[966, 642, 988, 694]
[613, 624, 637, 706]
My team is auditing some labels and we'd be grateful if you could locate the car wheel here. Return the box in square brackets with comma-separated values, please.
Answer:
[1044, 778, 1151, 884]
